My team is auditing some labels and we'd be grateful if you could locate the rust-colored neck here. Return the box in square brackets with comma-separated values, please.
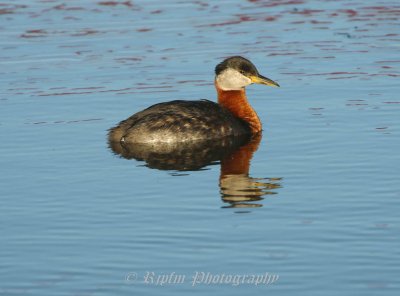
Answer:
[215, 81, 261, 133]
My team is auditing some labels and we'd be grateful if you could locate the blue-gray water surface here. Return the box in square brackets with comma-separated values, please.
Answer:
[1, 0, 399, 295]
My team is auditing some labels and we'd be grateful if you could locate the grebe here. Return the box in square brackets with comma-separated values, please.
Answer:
[109, 56, 279, 143]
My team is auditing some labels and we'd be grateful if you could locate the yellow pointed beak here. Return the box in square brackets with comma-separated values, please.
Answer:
[250, 74, 280, 87]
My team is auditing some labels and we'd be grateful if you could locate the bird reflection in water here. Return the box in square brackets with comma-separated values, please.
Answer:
[219, 133, 281, 209]
[108, 132, 281, 209]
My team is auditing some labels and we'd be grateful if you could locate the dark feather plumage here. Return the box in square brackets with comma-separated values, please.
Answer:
[108, 100, 250, 143]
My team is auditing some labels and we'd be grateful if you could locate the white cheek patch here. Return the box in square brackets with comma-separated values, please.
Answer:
[216, 68, 252, 91]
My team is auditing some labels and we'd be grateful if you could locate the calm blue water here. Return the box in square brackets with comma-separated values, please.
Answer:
[1, 0, 399, 295]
